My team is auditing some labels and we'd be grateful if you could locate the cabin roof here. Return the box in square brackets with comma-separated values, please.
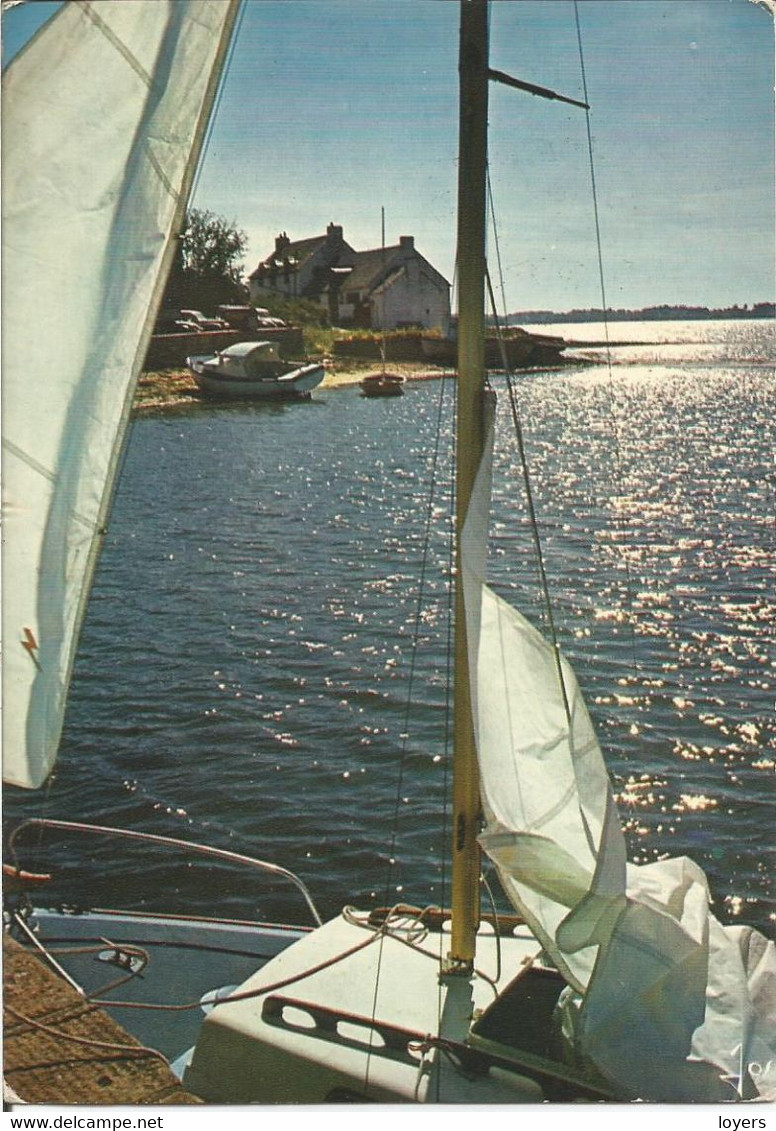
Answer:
[219, 340, 277, 359]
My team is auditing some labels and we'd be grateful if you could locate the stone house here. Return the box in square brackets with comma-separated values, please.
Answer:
[249, 223, 450, 333]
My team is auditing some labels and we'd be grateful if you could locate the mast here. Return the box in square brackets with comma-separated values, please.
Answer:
[380, 206, 387, 369]
[449, 0, 489, 968]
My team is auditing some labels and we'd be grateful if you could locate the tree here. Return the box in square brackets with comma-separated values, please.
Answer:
[181, 209, 246, 284]
[163, 208, 248, 314]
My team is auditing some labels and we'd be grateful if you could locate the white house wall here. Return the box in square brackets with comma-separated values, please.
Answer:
[249, 237, 450, 332]
[376, 261, 450, 333]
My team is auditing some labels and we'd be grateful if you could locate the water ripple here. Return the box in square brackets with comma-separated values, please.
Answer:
[5, 322, 773, 933]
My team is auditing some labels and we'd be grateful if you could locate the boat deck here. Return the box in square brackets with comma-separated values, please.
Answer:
[3, 934, 200, 1105]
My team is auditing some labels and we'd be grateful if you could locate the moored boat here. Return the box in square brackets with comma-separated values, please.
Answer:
[188, 340, 324, 399]
[359, 371, 405, 397]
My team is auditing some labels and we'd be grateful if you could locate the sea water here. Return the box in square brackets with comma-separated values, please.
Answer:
[5, 319, 773, 935]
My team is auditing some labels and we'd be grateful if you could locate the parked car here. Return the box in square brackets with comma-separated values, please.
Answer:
[216, 305, 259, 331]
[154, 315, 200, 334]
[216, 305, 288, 332]
[179, 309, 230, 331]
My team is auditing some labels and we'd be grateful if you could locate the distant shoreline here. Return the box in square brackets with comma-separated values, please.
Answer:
[509, 305, 774, 326]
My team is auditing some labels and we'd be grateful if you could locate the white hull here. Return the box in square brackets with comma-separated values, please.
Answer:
[5, 820, 597, 1104]
[191, 361, 325, 400]
[7, 899, 607, 1103]
[184, 911, 607, 1103]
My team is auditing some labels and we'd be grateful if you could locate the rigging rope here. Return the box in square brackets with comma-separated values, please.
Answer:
[573, 0, 641, 689]
[484, 186, 575, 729]
[380, 374, 452, 907]
[5, 1004, 171, 1069]
[436, 374, 457, 1102]
[368, 372, 454, 1097]
[19, 903, 507, 1021]
[484, 5, 644, 737]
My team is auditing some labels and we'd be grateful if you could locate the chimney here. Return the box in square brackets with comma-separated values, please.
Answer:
[326, 223, 343, 245]
[275, 231, 290, 254]
[399, 235, 414, 251]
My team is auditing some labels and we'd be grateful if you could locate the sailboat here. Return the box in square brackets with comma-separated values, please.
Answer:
[3, 0, 774, 1106]
[359, 208, 406, 399]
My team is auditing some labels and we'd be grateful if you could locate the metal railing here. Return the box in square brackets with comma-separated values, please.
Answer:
[6, 818, 323, 927]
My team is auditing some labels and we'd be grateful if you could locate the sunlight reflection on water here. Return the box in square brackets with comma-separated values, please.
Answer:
[5, 320, 774, 932]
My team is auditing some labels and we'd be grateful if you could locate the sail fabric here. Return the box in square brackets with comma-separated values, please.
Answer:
[460, 407, 625, 992]
[461, 409, 776, 1100]
[578, 857, 776, 1101]
[2, 1, 238, 788]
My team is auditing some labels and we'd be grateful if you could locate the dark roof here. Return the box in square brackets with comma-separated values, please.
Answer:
[371, 265, 406, 295]
[341, 245, 403, 292]
[280, 235, 327, 266]
[250, 229, 449, 295]
[249, 235, 325, 277]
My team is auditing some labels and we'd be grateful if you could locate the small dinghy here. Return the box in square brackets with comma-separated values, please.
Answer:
[359, 371, 405, 397]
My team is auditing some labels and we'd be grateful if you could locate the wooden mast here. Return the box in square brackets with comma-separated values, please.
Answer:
[449, 0, 489, 969]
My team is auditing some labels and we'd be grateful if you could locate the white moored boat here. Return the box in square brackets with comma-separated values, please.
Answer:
[188, 340, 324, 399]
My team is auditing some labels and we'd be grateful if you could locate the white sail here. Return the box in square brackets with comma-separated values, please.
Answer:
[461, 407, 625, 992]
[581, 855, 776, 1100]
[2, 0, 239, 789]
[462, 413, 776, 1101]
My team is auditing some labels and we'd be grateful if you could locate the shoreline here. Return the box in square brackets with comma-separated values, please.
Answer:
[133, 348, 595, 413]
[134, 360, 455, 412]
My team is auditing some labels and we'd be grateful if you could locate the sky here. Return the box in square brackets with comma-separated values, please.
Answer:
[2, 0, 774, 312]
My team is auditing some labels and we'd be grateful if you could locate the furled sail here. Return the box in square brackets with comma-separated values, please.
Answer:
[461, 400, 625, 993]
[462, 407, 776, 1101]
[2, 0, 240, 789]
